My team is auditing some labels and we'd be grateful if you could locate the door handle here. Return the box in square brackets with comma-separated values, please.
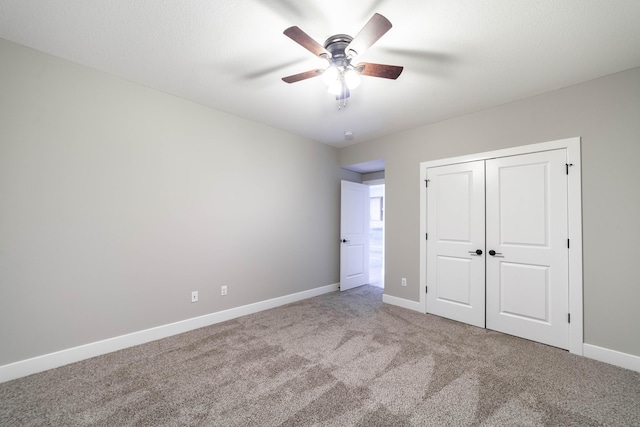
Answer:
[468, 249, 483, 256]
[341, 239, 350, 243]
[488, 250, 504, 257]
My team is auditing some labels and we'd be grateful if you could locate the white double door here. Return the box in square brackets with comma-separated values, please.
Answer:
[426, 149, 569, 349]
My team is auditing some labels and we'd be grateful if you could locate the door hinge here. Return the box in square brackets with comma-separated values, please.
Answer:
[567, 238, 570, 249]
[425, 179, 430, 188]
[425, 285, 428, 293]
[426, 233, 428, 240]
[566, 163, 574, 175]
[568, 313, 571, 323]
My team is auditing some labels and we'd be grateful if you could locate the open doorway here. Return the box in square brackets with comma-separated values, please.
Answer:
[340, 159, 385, 290]
[368, 184, 384, 288]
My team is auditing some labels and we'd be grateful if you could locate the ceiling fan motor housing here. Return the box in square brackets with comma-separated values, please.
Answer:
[324, 34, 355, 64]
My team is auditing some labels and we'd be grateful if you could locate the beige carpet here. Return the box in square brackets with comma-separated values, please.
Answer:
[1, 285, 639, 426]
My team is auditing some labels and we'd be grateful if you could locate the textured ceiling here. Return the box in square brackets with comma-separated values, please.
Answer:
[1, 1, 640, 148]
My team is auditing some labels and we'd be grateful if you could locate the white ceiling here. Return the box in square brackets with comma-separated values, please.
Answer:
[1, 1, 640, 148]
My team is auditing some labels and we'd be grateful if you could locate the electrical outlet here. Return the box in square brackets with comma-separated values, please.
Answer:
[221, 285, 227, 296]
[191, 291, 199, 303]
[401, 278, 407, 287]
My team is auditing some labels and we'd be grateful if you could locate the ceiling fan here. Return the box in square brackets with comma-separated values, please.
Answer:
[282, 13, 403, 106]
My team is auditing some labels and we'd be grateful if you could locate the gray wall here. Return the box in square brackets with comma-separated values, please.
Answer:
[0, 39, 343, 365]
[338, 67, 640, 358]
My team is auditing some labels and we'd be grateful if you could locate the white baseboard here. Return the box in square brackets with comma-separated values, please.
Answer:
[583, 343, 640, 373]
[0, 283, 339, 384]
[382, 293, 423, 312]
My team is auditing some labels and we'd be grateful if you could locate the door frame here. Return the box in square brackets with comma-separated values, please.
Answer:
[419, 137, 583, 355]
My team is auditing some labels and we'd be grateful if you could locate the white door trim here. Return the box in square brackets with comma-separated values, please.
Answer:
[419, 137, 583, 355]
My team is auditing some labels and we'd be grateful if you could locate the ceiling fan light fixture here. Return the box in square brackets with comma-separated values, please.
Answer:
[344, 68, 361, 89]
[327, 79, 344, 96]
[322, 65, 339, 86]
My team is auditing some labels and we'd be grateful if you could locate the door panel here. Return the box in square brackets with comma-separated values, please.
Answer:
[346, 245, 365, 277]
[426, 161, 485, 328]
[499, 262, 549, 321]
[486, 149, 569, 349]
[436, 172, 473, 242]
[498, 163, 549, 246]
[436, 256, 473, 305]
[340, 181, 370, 291]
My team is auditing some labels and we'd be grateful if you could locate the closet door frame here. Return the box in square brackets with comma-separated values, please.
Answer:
[419, 137, 583, 355]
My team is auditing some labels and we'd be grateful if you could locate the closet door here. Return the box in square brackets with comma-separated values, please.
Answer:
[485, 149, 569, 349]
[426, 161, 485, 328]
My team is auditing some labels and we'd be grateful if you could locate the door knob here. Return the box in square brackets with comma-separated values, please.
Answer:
[489, 250, 504, 257]
[468, 249, 483, 256]
[341, 239, 350, 243]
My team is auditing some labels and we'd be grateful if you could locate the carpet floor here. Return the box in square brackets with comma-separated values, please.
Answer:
[1, 285, 639, 426]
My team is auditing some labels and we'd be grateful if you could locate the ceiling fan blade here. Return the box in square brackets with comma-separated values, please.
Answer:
[357, 62, 403, 79]
[282, 69, 324, 83]
[283, 26, 330, 58]
[346, 13, 392, 58]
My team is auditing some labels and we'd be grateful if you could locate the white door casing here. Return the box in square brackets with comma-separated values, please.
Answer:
[485, 150, 569, 349]
[340, 180, 370, 291]
[426, 161, 486, 328]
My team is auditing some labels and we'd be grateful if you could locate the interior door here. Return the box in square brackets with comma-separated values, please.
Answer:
[340, 180, 370, 291]
[426, 161, 486, 328]
[485, 149, 569, 349]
